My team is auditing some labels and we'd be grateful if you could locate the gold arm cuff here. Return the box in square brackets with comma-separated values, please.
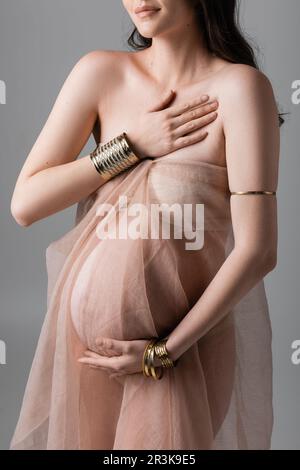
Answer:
[230, 191, 276, 195]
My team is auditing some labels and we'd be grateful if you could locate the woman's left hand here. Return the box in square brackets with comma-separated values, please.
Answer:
[77, 337, 161, 380]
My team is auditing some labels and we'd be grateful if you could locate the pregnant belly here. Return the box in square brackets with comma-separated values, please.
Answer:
[70, 229, 190, 352]
[71, 235, 144, 350]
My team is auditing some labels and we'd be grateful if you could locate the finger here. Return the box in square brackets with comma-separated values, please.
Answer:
[173, 129, 209, 151]
[83, 350, 101, 358]
[78, 354, 124, 371]
[88, 364, 112, 372]
[95, 337, 126, 355]
[169, 95, 210, 117]
[172, 110, 218, 139]
[172, 101, 219, 128]
[85, 348, 115, 358]
[109, 373, 121, 380]
[78, 357, 114, 369]
[148, 89, 176, 113]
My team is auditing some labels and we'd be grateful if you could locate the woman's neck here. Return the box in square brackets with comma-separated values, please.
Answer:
[140, 25, 215, 90]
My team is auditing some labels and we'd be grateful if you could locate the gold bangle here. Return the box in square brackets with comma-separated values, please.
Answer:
[142, 339, 164, 380]
[148, 343, 163, 380]
[142, 339, 156, 378]
[90, 132, 141, 181]
[154, 338, 177, 369]
[142, 337, 177, 380]
[230, 191, 276, 195]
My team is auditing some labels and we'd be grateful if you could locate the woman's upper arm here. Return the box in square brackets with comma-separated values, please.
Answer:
[14, 51, 107, 184]
[221, 65, 280, 265]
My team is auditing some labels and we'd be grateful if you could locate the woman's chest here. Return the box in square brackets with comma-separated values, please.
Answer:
[97, 70, 226, 167]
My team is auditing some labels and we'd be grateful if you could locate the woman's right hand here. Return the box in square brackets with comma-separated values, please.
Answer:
[126, 90, 219, 159]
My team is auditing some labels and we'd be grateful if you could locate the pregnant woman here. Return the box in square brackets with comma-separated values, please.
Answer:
[9, 0, 280, 450]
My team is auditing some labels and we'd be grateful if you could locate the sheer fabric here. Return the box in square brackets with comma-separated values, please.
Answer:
[9, 152, 273, 450]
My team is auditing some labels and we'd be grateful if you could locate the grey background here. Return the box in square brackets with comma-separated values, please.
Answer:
[0, 0, 299, 450]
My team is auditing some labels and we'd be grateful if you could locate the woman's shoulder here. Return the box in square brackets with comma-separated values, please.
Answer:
[77, 48, 132, 62]
[73, 49, 130, 75]
[68, 49, 135, 87]
[216, 63, 274, 97]
[215, 63, 278, 129]
[56, 49, 134, 108]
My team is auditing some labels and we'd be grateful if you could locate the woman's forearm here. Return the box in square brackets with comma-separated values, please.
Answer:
[11, 154, 107, 227]
[165, 246, 277, 362]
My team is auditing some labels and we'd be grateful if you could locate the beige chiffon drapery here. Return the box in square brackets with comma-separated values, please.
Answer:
[9, 152, 273, 450]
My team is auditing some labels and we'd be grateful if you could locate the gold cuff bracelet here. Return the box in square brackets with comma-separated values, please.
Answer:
[90, 132, 141, 181]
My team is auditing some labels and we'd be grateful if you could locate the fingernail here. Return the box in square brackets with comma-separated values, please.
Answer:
[201, 95, 209, 101]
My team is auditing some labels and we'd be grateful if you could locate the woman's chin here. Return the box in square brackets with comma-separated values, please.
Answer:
[137, 31, 153, 40]
[136, 26, 157, 38]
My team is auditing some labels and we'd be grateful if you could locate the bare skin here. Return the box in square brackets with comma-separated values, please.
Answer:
[11, 0, 279, 378]
[10, 50, 219, 227]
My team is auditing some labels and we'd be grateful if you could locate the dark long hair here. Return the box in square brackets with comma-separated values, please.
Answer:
[127, 0, 285, 126]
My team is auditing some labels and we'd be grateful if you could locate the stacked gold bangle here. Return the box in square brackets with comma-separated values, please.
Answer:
[142, 338, 177, 380]
[89, 132, 141, 182]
